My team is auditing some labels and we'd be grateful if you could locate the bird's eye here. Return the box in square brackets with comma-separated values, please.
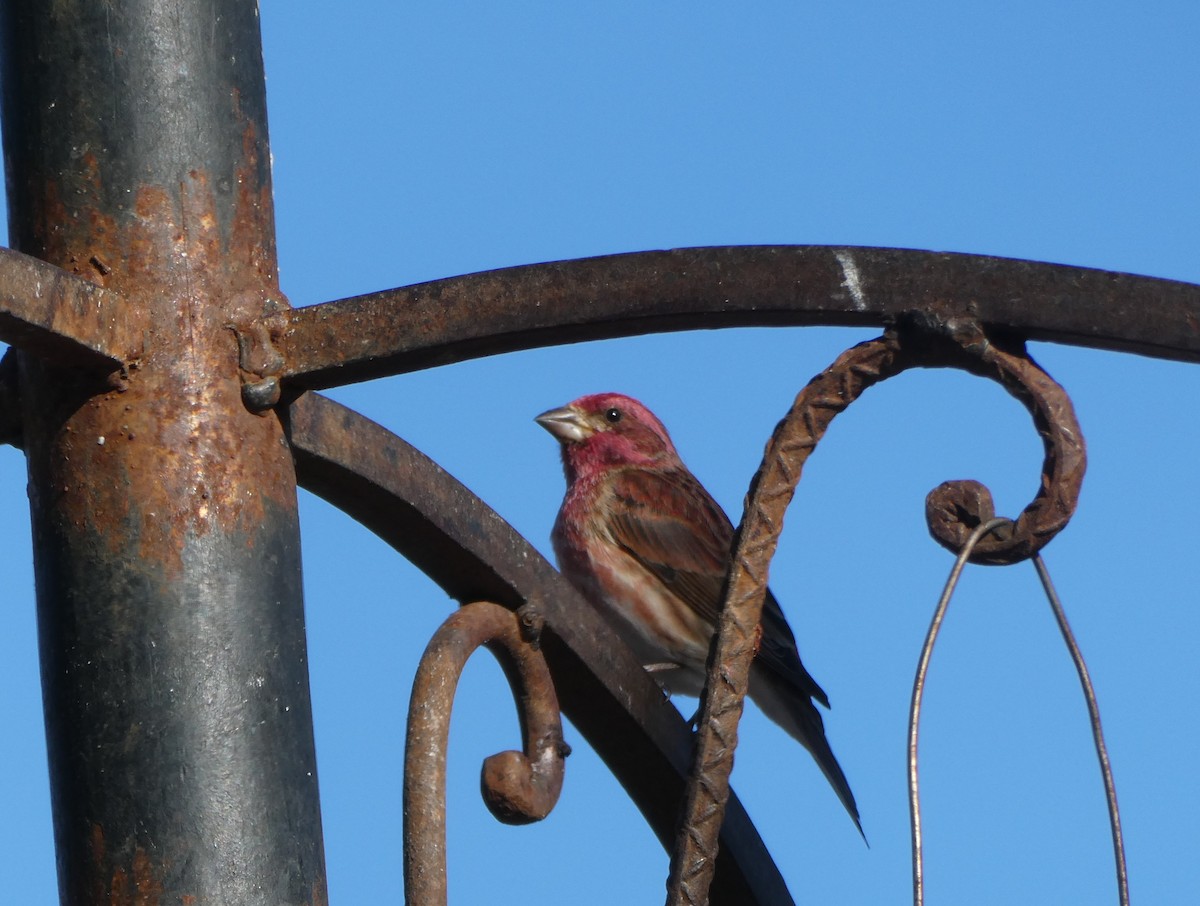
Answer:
[604, 407, 622, 424]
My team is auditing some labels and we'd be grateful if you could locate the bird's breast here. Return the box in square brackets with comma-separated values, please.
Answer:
[561, 532, 712, 675]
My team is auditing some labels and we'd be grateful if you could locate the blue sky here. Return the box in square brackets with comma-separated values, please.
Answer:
[2, 2, 1199, 903]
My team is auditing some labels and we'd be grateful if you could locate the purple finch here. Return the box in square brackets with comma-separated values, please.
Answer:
[536, 392, 862, 835]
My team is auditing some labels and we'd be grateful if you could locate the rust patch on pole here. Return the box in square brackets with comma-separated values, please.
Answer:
[18, 169, 294, 578]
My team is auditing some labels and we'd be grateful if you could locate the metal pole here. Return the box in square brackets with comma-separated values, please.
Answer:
[0, 1, 327, 902]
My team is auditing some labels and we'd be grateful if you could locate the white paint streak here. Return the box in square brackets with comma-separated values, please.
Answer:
[835, 250, 867, 311]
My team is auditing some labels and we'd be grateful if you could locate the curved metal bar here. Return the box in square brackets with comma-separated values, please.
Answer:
[279, 246, 1200, 390]
[285, 391, 796, 906]
[0, 246, 135, 368]
[667, 324, 1086, 903]
[404, 601, 567, 905]
[907, 316, 1087, 565]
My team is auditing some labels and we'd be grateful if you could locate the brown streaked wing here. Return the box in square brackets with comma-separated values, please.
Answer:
[604, 465, 732, 627]
[605, 465, 832, 710]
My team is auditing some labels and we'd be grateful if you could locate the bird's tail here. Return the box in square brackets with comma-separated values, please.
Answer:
[749, 663, 866, 842]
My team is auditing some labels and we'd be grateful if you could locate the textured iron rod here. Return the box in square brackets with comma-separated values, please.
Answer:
[907, 518, 1011, 906]
[916, 318, 1087, 566]
[1033, 556, 1130, 906]
[664, 337, 897, 906]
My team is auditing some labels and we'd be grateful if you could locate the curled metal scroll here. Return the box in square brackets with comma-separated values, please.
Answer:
[917, 316, 1086, 565]
[404, 600, 568, 905]
[666, 318, 1086, 904]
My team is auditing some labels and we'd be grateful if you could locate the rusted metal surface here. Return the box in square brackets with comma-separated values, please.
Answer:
[665, 322, 1086, 904]
[286, 391, 795, 905]
[0, 4, 1128, 905]
[278, 247, 1200, 391]
[1, 1, 326, 903]
[918, 321, 1087, 564]
[0, 247, 135, 368]
[404, 601, 567, 905]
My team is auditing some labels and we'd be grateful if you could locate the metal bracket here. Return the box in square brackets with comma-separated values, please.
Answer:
[231, 311, 288, 413]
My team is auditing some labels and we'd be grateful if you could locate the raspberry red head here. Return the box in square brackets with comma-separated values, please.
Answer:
[535, 392, 681, 483]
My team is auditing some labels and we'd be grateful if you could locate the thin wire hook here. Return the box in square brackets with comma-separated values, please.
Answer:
[908, 517, 1011, 906]
[909, 532, 1130, 906]
[1033, 554, 1130, 906]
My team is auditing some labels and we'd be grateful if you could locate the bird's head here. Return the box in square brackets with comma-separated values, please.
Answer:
[536, 392, 679, 480]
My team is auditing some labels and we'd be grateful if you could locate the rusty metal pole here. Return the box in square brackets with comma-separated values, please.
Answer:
[0, 1, 327, 903]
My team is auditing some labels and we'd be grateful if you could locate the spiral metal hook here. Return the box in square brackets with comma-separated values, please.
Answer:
[666, 318, 1086, 905]
[404, 601, 568, 905]
[913, 317, 1086, 565]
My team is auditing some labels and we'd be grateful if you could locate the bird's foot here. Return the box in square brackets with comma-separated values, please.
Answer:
[642, 662, 680, 703]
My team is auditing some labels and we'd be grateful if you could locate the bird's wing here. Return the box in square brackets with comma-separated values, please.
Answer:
[605, 466, 831, 709]
[605, 465, 733, 628]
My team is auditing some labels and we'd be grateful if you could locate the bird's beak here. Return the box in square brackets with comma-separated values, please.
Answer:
[535, 405, 592, 443]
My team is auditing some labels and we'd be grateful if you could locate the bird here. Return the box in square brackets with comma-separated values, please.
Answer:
[536, 391, 863, 836]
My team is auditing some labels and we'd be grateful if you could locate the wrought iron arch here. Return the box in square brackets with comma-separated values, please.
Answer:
[0, 2, 1195, 905]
